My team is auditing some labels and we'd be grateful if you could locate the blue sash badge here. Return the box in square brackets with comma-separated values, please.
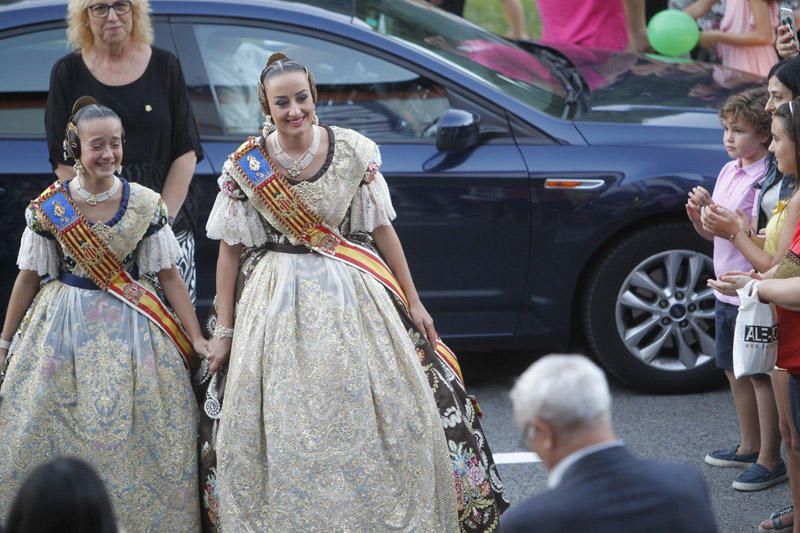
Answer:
[40, 191, 78, 231]
[237, 147, 273, 187]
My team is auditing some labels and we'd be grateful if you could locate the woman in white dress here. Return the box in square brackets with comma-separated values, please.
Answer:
[0, 98, 205, 532]
[203, 54, 507, 532]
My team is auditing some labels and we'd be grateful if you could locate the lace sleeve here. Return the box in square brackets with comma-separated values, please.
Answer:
[137, 226, 182, 274]
[17, 205, 58, 277]
[349, 170, 397, 233]
[17, 227, 59, 277]
[206, 192, 268, 247]
[205, 159, 268, 246]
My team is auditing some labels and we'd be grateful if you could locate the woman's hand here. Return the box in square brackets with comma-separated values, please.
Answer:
[207, 336, 232, 374]
[192, 336, 209, 359]
[409, 299, 437, 346]
[700, 204, 747, 237]
[777, 24, 800, 59]
[371, 224, 438, 345]
[707, 271, 761, 296]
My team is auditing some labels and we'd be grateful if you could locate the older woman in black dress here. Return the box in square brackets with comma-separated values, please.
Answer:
[45, 0, 203, 300]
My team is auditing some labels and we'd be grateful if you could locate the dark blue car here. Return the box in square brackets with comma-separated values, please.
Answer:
[0, 0, 763, 392]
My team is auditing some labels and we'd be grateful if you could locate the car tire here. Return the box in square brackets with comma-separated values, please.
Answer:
[583, 222, 722, 393]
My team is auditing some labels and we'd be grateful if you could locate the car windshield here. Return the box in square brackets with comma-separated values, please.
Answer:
[298, 0, 567, 114]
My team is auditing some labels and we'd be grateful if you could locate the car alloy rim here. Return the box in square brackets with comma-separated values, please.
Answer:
[615, 250, 716, 371]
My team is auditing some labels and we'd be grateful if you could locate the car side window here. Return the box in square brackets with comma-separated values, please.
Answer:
[192, 24, 450, 140]
[0, 28, 70, 138]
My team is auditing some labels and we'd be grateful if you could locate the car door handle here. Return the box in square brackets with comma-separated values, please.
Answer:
[0, 187, 6, 197]
[544, 179, 606, 190]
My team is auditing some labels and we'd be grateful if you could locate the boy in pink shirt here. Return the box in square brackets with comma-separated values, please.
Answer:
[686, 88, 785, 491]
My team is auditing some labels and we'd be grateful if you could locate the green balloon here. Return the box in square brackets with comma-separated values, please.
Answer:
[647, 9, 700, 57]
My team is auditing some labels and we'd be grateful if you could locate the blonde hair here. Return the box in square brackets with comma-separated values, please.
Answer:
[66, 0, 153, 50]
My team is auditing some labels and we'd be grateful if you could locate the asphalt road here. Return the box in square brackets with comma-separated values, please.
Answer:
[461, 352, 791, 533]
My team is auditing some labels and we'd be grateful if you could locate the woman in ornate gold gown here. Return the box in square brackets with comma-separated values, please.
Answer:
[0, 99, 205, 532]
[203, 54, 508, 532]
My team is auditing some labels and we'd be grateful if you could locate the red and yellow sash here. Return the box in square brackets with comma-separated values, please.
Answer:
[32, 181, 194, 367]
[229, 139, 466, 386]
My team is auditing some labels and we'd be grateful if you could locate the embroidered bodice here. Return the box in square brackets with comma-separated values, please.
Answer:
[207, 126, 396, 248]
[18, 180, 182, 279]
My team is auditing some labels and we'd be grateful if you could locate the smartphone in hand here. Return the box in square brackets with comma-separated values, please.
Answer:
[780, 7, 800, 49]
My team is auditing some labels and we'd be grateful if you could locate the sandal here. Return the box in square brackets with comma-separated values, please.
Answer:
[758, 505, 793, 533]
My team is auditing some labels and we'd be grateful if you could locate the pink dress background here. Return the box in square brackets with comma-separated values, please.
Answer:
[535, 0, 629, 51]
[717, 0, 778, 76]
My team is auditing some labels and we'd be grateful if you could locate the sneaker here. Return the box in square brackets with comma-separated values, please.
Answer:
[732, 463, 788, 491]
[704, 445, 758, 468]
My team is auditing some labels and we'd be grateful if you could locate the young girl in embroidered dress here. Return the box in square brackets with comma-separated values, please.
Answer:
[0, 98, 206, 532]
[202, 54, 508, 532]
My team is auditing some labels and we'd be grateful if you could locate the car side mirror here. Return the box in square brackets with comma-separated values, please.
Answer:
[436, 109, 480, 151]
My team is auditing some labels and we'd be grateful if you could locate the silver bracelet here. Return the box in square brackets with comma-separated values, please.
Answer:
[212, 325, 234, 339]
[0, 338, 10, 350]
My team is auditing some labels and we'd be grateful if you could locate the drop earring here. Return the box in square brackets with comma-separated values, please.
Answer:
[73, 160, 85, 178]
[262, 115, 274, 138]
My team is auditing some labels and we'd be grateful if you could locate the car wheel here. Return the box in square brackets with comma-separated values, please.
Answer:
[583, 222, 721, 393]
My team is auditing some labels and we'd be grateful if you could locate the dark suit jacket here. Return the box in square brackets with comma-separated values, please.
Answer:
[499, 445, 717, 533]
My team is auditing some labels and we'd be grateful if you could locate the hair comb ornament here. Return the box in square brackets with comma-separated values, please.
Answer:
[71, 95, 98, 116]
[63, 96, 99, 162]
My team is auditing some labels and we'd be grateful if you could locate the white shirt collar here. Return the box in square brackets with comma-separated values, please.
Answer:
[546, 440, 624, 489]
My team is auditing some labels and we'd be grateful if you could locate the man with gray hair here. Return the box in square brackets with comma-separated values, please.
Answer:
[500, 354, 717, 532]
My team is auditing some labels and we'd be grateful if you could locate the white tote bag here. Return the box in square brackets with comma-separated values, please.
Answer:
[733, 280, 778, 378]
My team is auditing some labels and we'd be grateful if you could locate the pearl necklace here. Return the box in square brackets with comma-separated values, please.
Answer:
[270, 125, 321, 179]
[75, 176, 121, 206]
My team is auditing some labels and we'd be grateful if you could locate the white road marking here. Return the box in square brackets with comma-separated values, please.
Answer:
[493, 452, 540, 464]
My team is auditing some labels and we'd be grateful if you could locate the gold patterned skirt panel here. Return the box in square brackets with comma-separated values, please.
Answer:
[217, 252, 459, 532]
[0, 281, 200, 533]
